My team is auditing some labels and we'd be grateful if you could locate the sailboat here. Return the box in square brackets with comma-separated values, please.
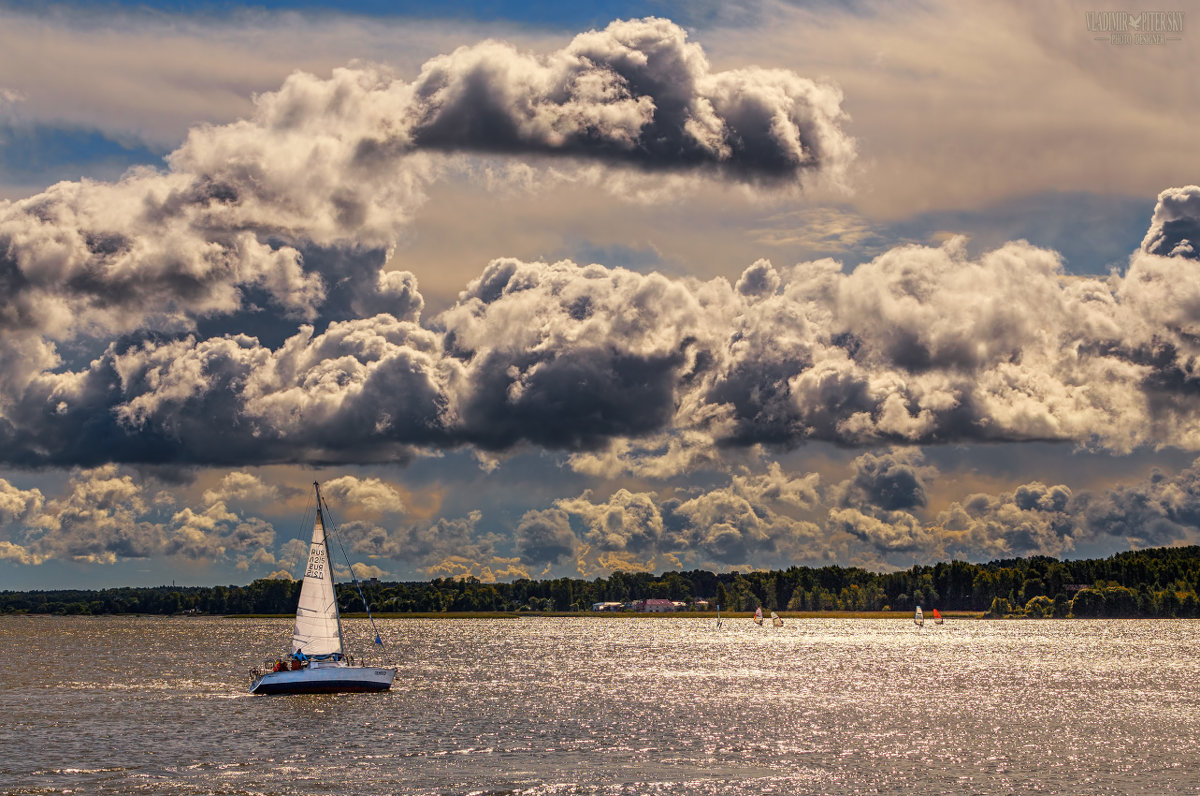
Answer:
[932, 608, 944, 625]
[770, 610, 783, 628]
[249, 482, 397, 695]
[753, 606, 764, 626]
[914, 605, 924, 628]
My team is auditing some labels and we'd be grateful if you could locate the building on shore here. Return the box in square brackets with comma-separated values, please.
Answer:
[633, 598, 677, 613]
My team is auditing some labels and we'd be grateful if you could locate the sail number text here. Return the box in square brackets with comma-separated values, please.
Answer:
[305, 546, 326, 579]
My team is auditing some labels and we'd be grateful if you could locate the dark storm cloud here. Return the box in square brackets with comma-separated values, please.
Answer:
[2, 317, 450, 467]
[839, 448, 933, 511]
[452, 345, 683, 451]
[1141, 185, 1200, 260]
[1079, 463, 1200, 548]
[514, 507, 578, 565]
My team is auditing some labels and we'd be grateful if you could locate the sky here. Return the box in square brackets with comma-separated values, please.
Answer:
[1, 0, 1199, 590]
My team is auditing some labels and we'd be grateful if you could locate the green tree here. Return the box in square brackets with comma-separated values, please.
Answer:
[1024, 595, 1054, 618]
[1070, 588, 1105, 617]
[715, 582, 730, 611]
[1021, 578, 1045, 604]
[986, 596, 1013, 618]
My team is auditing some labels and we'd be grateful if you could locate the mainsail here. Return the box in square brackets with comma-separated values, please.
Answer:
[933, 608, 944, 625]
[292, 498, 343, 658]
[753, 606, 764, 626]
[770, 610, 783, 628]
[914, 605, 924, 628]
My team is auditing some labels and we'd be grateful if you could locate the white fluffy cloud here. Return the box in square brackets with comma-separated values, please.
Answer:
[405, 17, 854, 184]
[0, 466, 279, 567]
[321, 475, 407, 516]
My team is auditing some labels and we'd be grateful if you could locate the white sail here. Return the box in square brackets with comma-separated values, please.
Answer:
[753, 606, 764, 626]
[771, 610, 783, 628]
[914, 605, 924, 628]
[292, 509, 343, 657]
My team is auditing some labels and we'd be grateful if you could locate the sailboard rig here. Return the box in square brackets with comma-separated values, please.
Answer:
[932, 608, 944, 625]
[770, 610, 783, 628]
[914, 605, 924, 629]
[249, 482, 397, 695]
[753, 606, 764, 626]
[715, 604, 722, 630]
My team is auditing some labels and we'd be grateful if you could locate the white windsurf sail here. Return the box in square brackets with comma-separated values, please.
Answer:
[292, 502, 343, 658]
[771, 610, 783, 628]
[914, 605, 924, 628]
[753, 606, 764, 626]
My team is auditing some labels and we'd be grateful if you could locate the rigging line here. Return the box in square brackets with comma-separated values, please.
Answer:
[317, 488, 387, 656]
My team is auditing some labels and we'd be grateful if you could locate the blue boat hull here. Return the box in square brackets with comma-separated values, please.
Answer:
[250, 665, 396, 695]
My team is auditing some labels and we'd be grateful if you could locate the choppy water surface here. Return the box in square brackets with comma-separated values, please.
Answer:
[2, 616, 1199, 795]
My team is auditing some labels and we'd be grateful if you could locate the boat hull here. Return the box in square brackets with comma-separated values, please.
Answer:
[250, 665, 396, 695]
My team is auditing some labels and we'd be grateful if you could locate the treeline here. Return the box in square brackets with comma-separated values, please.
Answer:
[5, 545, 1200, 618]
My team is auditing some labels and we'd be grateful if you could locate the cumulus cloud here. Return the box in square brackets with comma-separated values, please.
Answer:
[5, 13, 1200, 582]
[7, 452, 1200, 576]
[514, 507, 577, 565]
[1, 10, 1196, 474]
[558, 489, 664, 555]
[1079, 463, 1200, 549]
[0, 465, 281, 567]
[0, 466, 158, 565]
[0, 17, 847, 369]
[829, 506, 933, 555]
[321, 475, 407, 516]
[0, 479, 44, 524]
[344, 561, 390, 580]
[406, 17, 854, 183]
[932, 482, 1078, 560]
[1142, 185, 1200, 260]
[7, 202, 1200, 469]
[547, 464, 826, 572]
[201, 471, 278, 506]
[341, 508, 496, 574]
[837, 448, 934, 512]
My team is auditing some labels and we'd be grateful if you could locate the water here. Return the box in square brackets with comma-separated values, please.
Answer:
[2, 616, 1199, 795]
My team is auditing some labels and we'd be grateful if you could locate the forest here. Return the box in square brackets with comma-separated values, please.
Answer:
[4, 545, 1200, 619]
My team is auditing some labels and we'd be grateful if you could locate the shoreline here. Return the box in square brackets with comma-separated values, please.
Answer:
[221, 609, 987, 620]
